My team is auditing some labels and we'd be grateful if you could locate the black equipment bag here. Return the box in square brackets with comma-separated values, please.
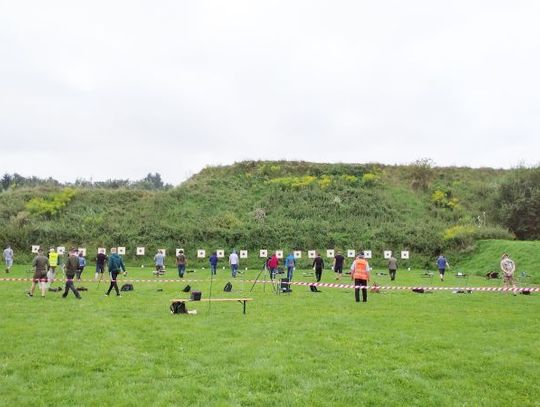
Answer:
[280, 278, 291, 292]
[182, 285, 191, 292]
[120, 283, 134, 291]
[191, 291, 202, 301]
[170, 301, 187, 314]
[224, 282, 233, 292]
[309, 285, 320, 293]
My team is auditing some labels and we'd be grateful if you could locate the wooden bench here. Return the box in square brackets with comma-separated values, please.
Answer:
[170, 298, 253, 314]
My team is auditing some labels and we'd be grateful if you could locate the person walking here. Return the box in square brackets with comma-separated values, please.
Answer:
[267, 253, 279, 280]
[3, 245, 14, 273]
[209, 252, 218, 276]
[500, 253, 517, 295]
[176, 249, 187, 278]
[95, 250, 108, 280]
[436, 254, 450, 281]
[312, 252, 324, 282]
[106, 247, 126, 297]
[388, 255, 398, 281]
[229, 250, 239, 278]
[76, 251, 86, 281]
[154, 250, 165, 276]
[284, 252, 296, 281]
[27, 248, 49, 297]
[351, 252, 370, 303]
[333, 251, 345, 280]
[62, 248, 81, 299]
[47, 248, 59, 285]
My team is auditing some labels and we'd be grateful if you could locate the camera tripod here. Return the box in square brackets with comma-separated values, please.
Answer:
[250, 266, 278, 294]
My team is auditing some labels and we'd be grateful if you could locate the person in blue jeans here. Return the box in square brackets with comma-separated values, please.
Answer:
[284, 252, 296, 281]
[209, 252, 218, 275]
[229, 250, 239, 278]
[176, 250, 187, 278]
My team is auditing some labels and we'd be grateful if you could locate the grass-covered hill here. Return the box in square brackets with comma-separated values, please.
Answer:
[0, 161, 536, 270]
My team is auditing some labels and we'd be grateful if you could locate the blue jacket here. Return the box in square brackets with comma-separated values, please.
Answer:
[285, 254, 295, 267]
[209, 254, 218, 267]
[108, 253, 126, 273]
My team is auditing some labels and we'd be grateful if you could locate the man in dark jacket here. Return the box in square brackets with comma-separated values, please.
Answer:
[106, 247, 126, 297]
[63, 248, 81, 299]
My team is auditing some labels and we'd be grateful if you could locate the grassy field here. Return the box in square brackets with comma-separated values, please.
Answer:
[1, 264, 538, 406]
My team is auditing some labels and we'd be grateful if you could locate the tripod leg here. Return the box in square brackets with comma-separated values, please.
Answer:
[250, 269, 265, 293]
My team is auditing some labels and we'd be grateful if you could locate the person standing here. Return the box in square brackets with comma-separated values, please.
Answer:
[27, 248, 49, 297]
[500, 253, 517, 295]
[95, 250, 108, 280]
[351, 252, 370, 303]
[284, 252, 296, 281]
[209, 252, 218, 276]
[154, 250, 165, 276]
[106, 247, 125, 297]
[62, 248, 81, 299]
[3, 245, 14, 273]
[333, 251, 345, 280]
[176, 250, 187, 278]
[76, 251, 86, 281]
[267, 253, 279, 280]
[229, 250, 239, 278]
[47, 248, 59, 284]
[436, 254, 450, 281]
[312, 252, 324, 282]
[388, 255, 398, 281]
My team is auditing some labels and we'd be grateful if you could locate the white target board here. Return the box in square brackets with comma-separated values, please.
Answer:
[197, 249, 206, 258]
[364, 250, 372, 259]
[98, 247, 106, 254]
[175, 248, 184, 256]
[31, 245, 40, 254]
[275, 250, 283, 259]
[57, 246, 65, 255]
[347, 249, 356, 258]
[326, 249, 335, 258]
[294, 251, 302, 259]
[136, 247, 145, 256]
[401, 251, 410, 259]
[78, 248, 86, 256]
[117, 247, 126, 255]
[240, 250, 248, 259]
[259, 249, 268, 258]
[308, 250, 316, 259]
[384, 250, 392, 259]
[216, 250, 224, 258]
[159, 249, 166, 256]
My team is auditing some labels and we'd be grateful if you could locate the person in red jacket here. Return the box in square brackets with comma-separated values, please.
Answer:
[351, 251, 370, 303]
[267, 253, 279, 280]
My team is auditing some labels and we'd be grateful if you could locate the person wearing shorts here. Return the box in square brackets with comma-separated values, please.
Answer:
[27, 248, 49, 297]
[95, 251, 107, 280]
[500, 253, 517, 295]
[436, 254, 449, 281]
[3, 245, 14, 273]
[333, 251, 345, 280]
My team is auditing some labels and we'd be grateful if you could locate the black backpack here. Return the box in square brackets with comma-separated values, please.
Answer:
[170, 301, 187, 314]
[224, 282, 233, 292]
[182, 285, 191, 292]
[120, 284, 134, 291]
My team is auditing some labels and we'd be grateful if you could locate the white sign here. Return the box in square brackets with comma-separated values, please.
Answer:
[275, 250, 283, 259]
[136, 247, 145, 256]
[308, 250, 316, 259]
[364, 250, 372, 259]
[294, 250, 302, 259]
[57, 246, 65, 255]
[176, 248, 184, 256]
[98, 247, 106, 254]
[159, 249, 166, 256]
[117, 247, 126, 255]
[326, 249, 335, 258]
[347, 249, 356, 258]
[197, 249, 206, 258]
[78, 248, 86, 256]
[384, 250, 392, 259]
[259, 249, 268, 258]
[31, 245, 40, 254]
[240, 250, 248, 259]
[401, 251, 410, 259]
[217, 250, 224, 258]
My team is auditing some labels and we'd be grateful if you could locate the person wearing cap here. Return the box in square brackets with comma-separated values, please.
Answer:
[176, 249, 187, 278]
[500, 253, 517, 295]
[27, 248, 49, 297]
[62, 248, 81, 299]
[351, 251, 370, 302]
[229, 249, 239, 278]
[106, 247, 125, 297]
[3, 245, 14, 273]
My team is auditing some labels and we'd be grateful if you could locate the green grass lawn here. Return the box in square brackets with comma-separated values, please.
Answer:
[1, 265, 538, 406]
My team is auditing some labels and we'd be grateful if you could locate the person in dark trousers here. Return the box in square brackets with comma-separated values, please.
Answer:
[351, 252, 370, 302]
[76, 251, 86, 281]
[267, 253, 279, 280]
[388, 255, 398, 281]
[312, 252, 324, 282]
[63, 248, 81, 299]
[106, 247, 125, 297]
[209, 252, 218, 275]
[333, 251, 345, 280]
[95, 250, 108, 280]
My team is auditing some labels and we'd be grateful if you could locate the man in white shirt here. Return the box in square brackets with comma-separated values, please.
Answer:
[229, 250, 239, 278]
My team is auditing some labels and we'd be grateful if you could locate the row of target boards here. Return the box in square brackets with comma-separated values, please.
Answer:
[31, 245, 410, 260]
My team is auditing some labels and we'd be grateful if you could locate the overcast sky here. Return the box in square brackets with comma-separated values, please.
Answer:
[1, 1, 539, 185]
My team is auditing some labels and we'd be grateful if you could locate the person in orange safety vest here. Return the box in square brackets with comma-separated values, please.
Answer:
[351, 251, 370, 302]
